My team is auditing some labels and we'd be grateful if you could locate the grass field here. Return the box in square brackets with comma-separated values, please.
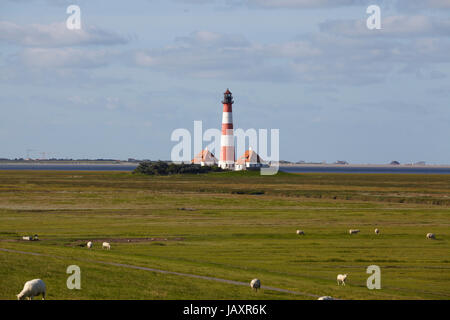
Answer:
[0, 170, 449, 300]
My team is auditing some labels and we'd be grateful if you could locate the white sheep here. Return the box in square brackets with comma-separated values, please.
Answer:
[318, 296, 334, 300]
[337, 274, 347, 286]
[349, 229, 360, 235]
[250, 279, 261, 291]
[375, 228, 380, 235]
[102, 242, 111, 250]
[17, 279, 46, 300]
[296, 230, 305, 235]
[22, 235, 39, 241]
[87, 241, 93, 249]
[426, 233, 436, 239]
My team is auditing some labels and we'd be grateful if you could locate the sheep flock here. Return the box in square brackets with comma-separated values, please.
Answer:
[14, 228, 439, 300]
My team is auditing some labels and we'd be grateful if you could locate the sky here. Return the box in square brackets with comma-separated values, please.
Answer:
[1, 0, 449, 164]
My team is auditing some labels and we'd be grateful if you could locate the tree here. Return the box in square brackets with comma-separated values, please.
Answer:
[133, 161, 224, 175]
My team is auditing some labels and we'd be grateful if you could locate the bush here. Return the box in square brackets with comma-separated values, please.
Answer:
[231, 190, 265, 195]
[133, 161, 224, 175]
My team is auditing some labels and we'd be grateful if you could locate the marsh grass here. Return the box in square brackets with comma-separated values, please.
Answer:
[0, 170, 449, 299]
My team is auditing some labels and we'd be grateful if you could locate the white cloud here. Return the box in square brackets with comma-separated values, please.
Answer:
[243, 0, 450, 10]
[105, 97, 122, 110]
[10, 0, 449, 11]
[319, 16, 450, 37]
[0, 21, 128, 47]
[171, 0, 376, 9]
[265, 41, 322, 58]
[175, 31, 250, 48]
[3, 16, 450, 86]
[132, 31, 324, 82]
[396, 0, 450, 11]
[240, 0, 372, 8]
[130, 28, 450, 85]
[18, 47, 112, 68]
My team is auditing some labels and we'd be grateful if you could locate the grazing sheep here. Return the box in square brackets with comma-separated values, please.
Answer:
[426, 233, 436, 240]
[318, 296, 334, 300]
[87, 241, 93, 249]
[250, 279, 261, 292]
[102, 242, 111, 250]
[337, 274, 347, 286]
[22, 235, 39, 241]
[349, 229, 360, 235]
[375, 228, 380, 235]
[17, 279, 46, 300]
[296, 230, 305, 236]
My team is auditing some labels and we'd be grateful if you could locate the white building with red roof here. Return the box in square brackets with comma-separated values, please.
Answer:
[235, 147, 266, 171]
[191, 147, 218, 166]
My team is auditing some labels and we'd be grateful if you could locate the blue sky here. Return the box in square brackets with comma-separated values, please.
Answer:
[1, 0, 449, 163]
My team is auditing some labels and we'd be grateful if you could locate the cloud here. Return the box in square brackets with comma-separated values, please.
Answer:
[132, 31, 323, 82]
[395, 0, 450, 11]
[133, 31, 258, 74]
[243, 0, 450, 10]
[17, 47, 113, 68]
[105, 97, 123, 110]
[239, 0, 373, 9]
[9, 0, 450, 11]
[175, 31, 250, 48]
[0, 20, 127, 71]
[4, 0, 89, 6]
[202, 0, 450, 10]
[171, 0, 378, 9]
[130, 28, 450, 85]
[265, 41, 322, 58]
[4, 25, 450, 86]
[319, 16, 450, 37]
[0, 21, 129, 47]
[67, 95, 126, 111]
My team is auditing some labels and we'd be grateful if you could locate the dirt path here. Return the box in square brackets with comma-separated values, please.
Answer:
[0, 247, 321, 299]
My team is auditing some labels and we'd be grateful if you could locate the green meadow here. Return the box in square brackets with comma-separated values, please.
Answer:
[0, 170, 449, 300]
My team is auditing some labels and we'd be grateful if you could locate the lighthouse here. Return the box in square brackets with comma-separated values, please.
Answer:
[219, 89, 235, 169]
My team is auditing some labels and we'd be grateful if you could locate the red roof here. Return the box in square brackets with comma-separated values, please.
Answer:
[224, 89, 232, 94]
[191, 148, 218, 164]
[236, 149, 265, 165]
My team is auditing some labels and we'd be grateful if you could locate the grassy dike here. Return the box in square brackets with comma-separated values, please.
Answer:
[0, 170, 449, 299]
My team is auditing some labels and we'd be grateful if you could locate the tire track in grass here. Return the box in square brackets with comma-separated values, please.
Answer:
[0, 247, 321, 299]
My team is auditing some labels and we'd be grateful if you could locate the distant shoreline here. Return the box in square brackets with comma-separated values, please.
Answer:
[0, 161, 449, 169]
[279, 163, 450, 168]
[0, 161, 135, 166]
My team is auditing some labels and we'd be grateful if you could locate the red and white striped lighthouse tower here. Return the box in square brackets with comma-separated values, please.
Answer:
[219, 89, 235, 169]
